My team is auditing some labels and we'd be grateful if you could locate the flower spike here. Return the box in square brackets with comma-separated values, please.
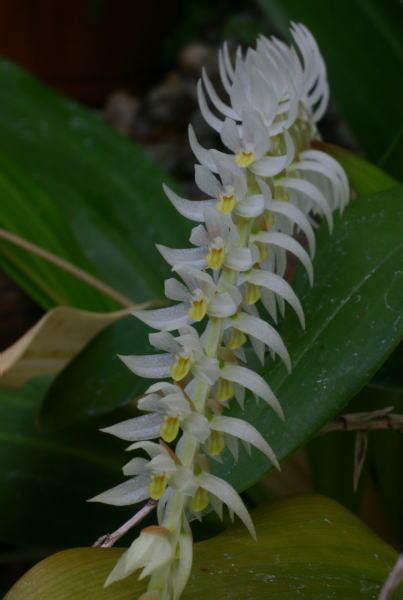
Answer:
[92, 23, 350, 600]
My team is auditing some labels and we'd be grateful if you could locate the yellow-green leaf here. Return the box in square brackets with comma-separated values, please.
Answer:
[5, 495, 402, 599]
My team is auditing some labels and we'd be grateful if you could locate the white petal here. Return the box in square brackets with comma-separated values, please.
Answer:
[249, 270, 305, 328]
[269, 200, 316, 257]
[281, 177, 333, 231]
[198, 472, 256, 539]
[188, 124, 218, 172]
[235, 193, 265, 218]
[173, 531, 193, 600]
[218, 49, 233, 94]
[137, 534, 173, 580]
[234, 312, 291, 372]
[253, 231, 314, 286]
[149, 330, 179, 354]
[134, 303, 190, 331]
[250, 154, 288, 177]
[183, 413, 210, 442]
[89, 475, 150, 506]
[261, 288, 278, 323]
[146, 381, 178, 394]
[101, 413, 164, 442]
[122, 457, 149, 476]
[197, 79, 223, 132]
[223, 41, 235, 79]
[210, 494, 224, 520]
[163, 183, 214, 222]
[225, 247, 254, 271]
[165, 278, 189, 301]
[157, 244, 206, 269]
[119, 353, 172, 379]
[222, 363, 284, 419]
[211, 415, 279, 469]
[202, 68, 238, 119]
[126, 440, 165, 457]
[208, 292, 238, 318]
[195, 164, 221, 198]
[220, 118, 241, 153]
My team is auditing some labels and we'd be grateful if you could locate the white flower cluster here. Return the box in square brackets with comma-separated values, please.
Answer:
[90, 23, 349, 600]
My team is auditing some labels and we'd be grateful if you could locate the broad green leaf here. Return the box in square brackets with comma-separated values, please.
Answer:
[41, 147, 397, 428]
[215, 183, 402, 492]
[0, 378, 142, 548]
[259, 0, 403, 178]
[0, 60, 187, 310]
[5, 495, 402, 599]
[42, 182, 403, 496]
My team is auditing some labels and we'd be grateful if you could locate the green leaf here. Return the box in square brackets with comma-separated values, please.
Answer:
[41, 147, 397, 428]
[215, 183, 402, 492]
[43, 181, 403, 498]
[0, 60, 187, 310]
[0, 378, 142, 548]
[5, 495, 402, 599]
[258, 0, 403, 178]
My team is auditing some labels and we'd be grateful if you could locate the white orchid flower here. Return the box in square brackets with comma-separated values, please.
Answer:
[120, 326, 220, 385]
[89, 441, 180, 505]
[105, 525, 174, 586]
[133, 265, 240, 332]
[158, 208, 257, 274]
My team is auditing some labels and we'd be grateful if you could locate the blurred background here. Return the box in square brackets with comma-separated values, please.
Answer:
[0, 1, 401, 597]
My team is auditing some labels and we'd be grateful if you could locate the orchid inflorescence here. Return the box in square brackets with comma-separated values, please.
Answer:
[90, 22, 350, 600]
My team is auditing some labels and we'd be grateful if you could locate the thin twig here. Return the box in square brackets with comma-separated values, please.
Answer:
[379, 554, 403, 600]
[0, 227, 134, 308]
[93, 500, 157, 548]
[320, 408, 403, 434]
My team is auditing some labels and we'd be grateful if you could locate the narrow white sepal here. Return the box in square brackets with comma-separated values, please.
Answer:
[234, 312, 291, 372]
[198, 472, 256, 539]
[252, 231, 314, 286]
[134, 303, 190, 331]
[119, 353, 172, 379]
[210, 415, 280, 470]
[163, 183, 215, 222]
[222, 363, 284, 419]
[100, 413, 164, 442]
[88, 475, 150, 506]
[248, 270, 305, 328]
